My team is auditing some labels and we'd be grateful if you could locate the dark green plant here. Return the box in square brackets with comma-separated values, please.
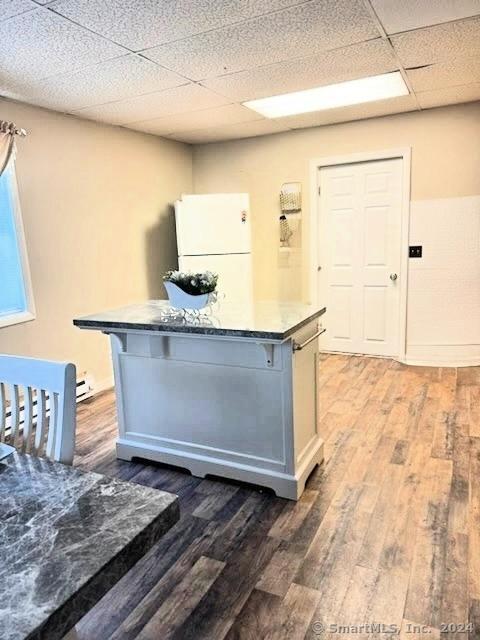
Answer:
[163, 270, 218, 295]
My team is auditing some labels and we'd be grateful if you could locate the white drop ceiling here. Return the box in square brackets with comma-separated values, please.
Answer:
[1, 0, 479, 144]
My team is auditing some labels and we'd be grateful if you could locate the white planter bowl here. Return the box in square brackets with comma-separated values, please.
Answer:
[164, 281, 213, 310]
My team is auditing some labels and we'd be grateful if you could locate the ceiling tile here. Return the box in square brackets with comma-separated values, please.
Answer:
[72, 83, 231, 125]
[0, 9, 124, 85]
[0, 54, 188, 111]
[407, 56, 480, 91]
[144, 0, 380, 81]
[129, 104, 261, 136]
[275, 94, 418, 129]
[391, 16, 480, 67]
[0, 0, 37, 21]
[2, 0, 477, 140]
[167, 119, 290, 144]
[50, 0, 305, 51]
[416, 82, 480, 108]
[201, 39, 398, 102]
[371, 0, 480, 34]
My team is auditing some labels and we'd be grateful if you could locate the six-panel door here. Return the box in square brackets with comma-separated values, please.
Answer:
[318, 158, 403, 357]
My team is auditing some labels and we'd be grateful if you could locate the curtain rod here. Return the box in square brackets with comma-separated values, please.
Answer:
[0, 119, 27, 137]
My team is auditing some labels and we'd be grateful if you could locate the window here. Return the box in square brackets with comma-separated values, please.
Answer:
[0, 161, 35, 328]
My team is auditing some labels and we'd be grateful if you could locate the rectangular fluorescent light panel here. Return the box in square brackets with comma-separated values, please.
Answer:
[243, 72, 409, 118]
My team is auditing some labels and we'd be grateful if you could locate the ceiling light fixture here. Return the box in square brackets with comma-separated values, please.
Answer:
[243, 72, 409, 118]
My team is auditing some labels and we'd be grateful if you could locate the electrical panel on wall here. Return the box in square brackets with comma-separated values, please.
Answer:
[409, 245, 423, 258]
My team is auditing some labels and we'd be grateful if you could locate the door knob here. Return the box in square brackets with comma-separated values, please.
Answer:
[390, 273, 398, 281]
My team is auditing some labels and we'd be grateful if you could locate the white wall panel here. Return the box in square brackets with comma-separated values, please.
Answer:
[406, 195, 480, 364]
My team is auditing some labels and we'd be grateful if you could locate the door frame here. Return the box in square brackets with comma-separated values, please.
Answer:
[308, 148, 411, 360]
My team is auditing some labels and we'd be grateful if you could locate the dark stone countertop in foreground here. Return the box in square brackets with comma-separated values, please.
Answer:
[0, 453, 179, 640]
[74, 300, 326, 341]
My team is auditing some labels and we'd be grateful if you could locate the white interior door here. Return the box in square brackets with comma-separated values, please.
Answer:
[318, 158, 403, 357]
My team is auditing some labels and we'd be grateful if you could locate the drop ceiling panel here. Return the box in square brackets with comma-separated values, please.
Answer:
[73, 84, 231, 125]
[0, 0, 37, 21]
[0, 0, 478, 143]
[416, 82, 480, 108]
[392, 16, 480, 67]
[0, 9, 124, 84]
[167, 119, 290, 144]
[407, 56, 480, 91]
[144, 0, 381, 81]
[202, 40, 398, 102]
[276, 94, 418, 130]
[50, 0, 305, 51]
[1, 54, 188, 111]
[129, 104, 261, 136]
[371, 0, 480, 35]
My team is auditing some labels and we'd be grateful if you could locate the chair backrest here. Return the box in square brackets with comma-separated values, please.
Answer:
[0, 355, 76, 464]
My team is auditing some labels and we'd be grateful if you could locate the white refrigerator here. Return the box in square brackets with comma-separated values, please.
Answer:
[174, 193, 253, 303]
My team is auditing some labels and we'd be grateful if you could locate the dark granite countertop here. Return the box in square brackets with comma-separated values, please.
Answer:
[0, 453, 179, 640]
[74, 301, 326, 341]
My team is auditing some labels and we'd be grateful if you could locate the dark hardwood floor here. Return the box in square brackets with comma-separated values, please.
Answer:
[72, 354, 480, 639]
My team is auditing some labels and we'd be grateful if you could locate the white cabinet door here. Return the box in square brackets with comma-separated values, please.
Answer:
[175, 193, 251, 256]
[179, 253, 253, 303]
[318, 158, 403, 357]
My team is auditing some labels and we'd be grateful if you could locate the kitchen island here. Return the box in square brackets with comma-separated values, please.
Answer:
[74, 301, 326, 500]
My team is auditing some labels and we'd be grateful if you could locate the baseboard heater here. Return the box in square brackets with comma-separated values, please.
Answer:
[3, 373, 94, 431]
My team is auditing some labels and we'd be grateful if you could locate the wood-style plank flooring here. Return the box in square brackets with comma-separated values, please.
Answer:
[72, 354, 480, 639]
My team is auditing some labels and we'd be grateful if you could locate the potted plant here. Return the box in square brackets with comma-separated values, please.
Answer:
[163, 270, 218, 310]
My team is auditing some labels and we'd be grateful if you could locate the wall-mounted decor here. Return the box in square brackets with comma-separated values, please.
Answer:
[280, 214, 293, 247]
[280, 182, 302, 213]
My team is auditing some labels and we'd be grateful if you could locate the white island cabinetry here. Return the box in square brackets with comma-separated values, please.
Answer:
[75, 302, 326, 500]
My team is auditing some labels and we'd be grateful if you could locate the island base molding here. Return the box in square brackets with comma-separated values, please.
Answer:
[117, 437, 324, 501]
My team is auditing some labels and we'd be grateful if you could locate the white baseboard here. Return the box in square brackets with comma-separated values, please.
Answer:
[320, 346, 480, 367]
[402, 344, 480, 367]
[94, 375, 114, 394]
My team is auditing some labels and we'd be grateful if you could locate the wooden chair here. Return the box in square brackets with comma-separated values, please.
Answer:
[0, 355, 76, 464]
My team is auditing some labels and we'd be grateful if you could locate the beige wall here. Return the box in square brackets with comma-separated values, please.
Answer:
[1, 100, 478, 376]
[192, 102, 480, 306]
[0, 99, 192, 386]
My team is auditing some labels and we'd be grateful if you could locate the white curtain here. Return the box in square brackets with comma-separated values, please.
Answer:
[0, 131, 14, 177]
